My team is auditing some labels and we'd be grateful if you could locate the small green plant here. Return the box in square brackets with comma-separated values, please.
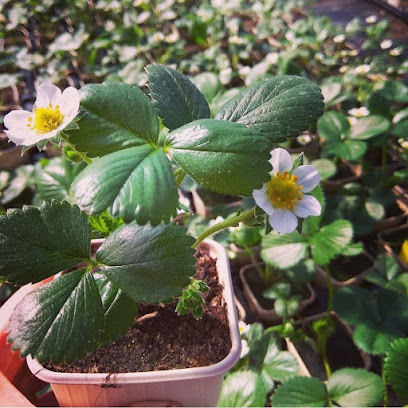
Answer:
[0, 66, 324, 364]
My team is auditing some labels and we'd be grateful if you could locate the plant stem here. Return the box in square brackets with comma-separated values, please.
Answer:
[322, 342, 332, 379]
[325, 265, 334, 315]
[382, 356, 388, 407]
[244, 245, 265, 281]
[60, 134, 92, 164]
[382, 143, 387, 174]
[192, 207, 255, 249]
[174, 168, 186, 186]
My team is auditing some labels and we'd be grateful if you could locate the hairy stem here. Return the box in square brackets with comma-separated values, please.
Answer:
[192, 207, 255, 249]
[244, 245, 265, 281]
[382, 356, 388, 407]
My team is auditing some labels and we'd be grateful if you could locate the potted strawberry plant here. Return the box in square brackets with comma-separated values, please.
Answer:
[0, 66, 323, 406]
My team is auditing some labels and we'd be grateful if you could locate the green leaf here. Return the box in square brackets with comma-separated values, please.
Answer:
[215, 76, 324, 143]
[0, 201, 91, 284]
[66, 82, 159, 157]
[334, 287, 408, 355]
[217, 371, 266, 407]
[71, 146, 178, 225]
[8, 269, 104, 364]
[262, 349, 299, 385]
[96, 223, 196, 303]
[385, 338, 408, 403]
[261, 231, 308, 270]
[166, 119, 272, 196]
[391, 119, 408, 138]
[365, 254, 400, 287]
[311, 220, 353, 266]
[274, 295, 301, 318]
[311, 159, 336, 181]
[320, 82, 342, 105]
[327, 368, 384, 407]
[94, 273, 138, 346]
[263, 281, 291, 299]
[350, 115, 390, 140]
[317, 111, 350, 144]
[192, 72, 221, 103]
[285, 259, 316, 284]
[146, 64, 210, 130]
[271, 376, 328, 407]
[0, 165, 35, 205]
[35, 157, 86, 202]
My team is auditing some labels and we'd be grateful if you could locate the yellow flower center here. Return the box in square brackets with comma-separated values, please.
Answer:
[27, 103, 64, 134]
[266, 171, 303, 210]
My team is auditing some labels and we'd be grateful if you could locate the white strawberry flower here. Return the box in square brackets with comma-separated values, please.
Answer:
[4, 83, 80, 147]
[348, 106, 370, 117]
[253, 148, 321, 234]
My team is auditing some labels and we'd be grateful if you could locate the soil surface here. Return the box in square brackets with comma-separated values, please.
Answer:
[46, 244, 231, 373]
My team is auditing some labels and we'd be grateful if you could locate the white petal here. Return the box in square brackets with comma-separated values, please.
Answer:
[293, 165, 320, 192]
[4, 110, 32, 130]
[294, 194, 321, 218]
[35, 83, 62, 108]
[5, 128, 48, 146]
[270, 148, 292, 174]
[252, 185, 275, 215]
[269, 209, 298, 234]
[58, 87, 80, 116]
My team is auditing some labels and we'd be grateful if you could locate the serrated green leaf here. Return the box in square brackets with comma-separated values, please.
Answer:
[217, 371, 266, 407]
[71, 146, 178, 225]
[166, 119, 272, 196]
[8, 269, 104, 364]
[271, 376, 328, 407]
[0, 201, 91, 284]
[365, 254, 400, 287]
[94, 273, 138, 346]
[334, 287, 408, 355]
[350, 115, 390, 140]
[215, 76, 324, 143]
[35, 157, 86, 202]
[96, 223, 195, 303]
[311, 220, 353, 266]
[66, 82, 159, 157]
[285, 259, 316, 284]
[261, 231, 308, 270]
[385, 338, 408, 403]
[262, 350, 299, 384]
[327, 368, 384, 407]
[146, 64, 210, 130]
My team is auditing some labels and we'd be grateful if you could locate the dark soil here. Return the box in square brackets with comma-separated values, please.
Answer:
[294, 316, 366, 381]
[330, 253, 373, 282]
[244, 268, 310, 310]
[46, 244, 231, 374]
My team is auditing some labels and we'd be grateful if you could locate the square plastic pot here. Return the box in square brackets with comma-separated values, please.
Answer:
[26, 239, 241, 407]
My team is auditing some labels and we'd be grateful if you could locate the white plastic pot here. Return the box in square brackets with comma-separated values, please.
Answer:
[27, 239, 241, 407]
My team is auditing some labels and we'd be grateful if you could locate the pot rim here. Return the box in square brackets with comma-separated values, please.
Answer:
[27, 239, 241, 385]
